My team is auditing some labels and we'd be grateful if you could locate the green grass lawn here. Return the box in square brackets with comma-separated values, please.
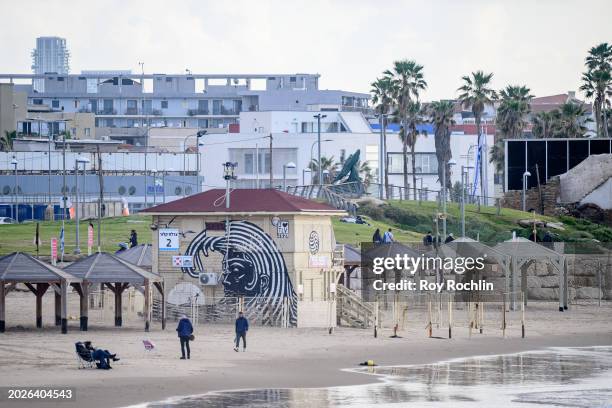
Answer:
[332, 216, 421, 246]
[0, 215, 153, 257]
[358, 199, 612, 244]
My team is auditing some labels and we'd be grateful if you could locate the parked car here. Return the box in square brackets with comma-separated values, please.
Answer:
[0, 217, 16, 224]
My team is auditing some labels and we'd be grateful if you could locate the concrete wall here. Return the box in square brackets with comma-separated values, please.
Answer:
[297, 300, 336, 328]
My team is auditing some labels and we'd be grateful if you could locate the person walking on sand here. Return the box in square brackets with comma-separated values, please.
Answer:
[234, 311, 249, 352]
[176, 314, 193, 360]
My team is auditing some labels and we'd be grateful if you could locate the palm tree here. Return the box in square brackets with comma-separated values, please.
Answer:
[580, 43, 612, 138]
[429, 100, 455, 193]
[358, 160, 374, 188]
[308, 156, 338, 184]
[457, 71, 497, 201]
[386, 59, 427, 199]
[496, 85, 532, 140]
[489, 139, 505, 179]
[0, 130, 16, 151]
[551, 102, 592, 138]
[531, 111, 557, 139]
[370, 77, 394, 197]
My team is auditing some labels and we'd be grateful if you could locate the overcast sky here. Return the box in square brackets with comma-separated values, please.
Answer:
[1, 0, 611, 100]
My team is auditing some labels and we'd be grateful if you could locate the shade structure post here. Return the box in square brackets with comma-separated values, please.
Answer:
[114, 283, 123, 327]
[61, 280, 68, 334]
[35, 283, 49, 328]
[161, 281, 166, 330]
[0, 282, 5, 333]
[54, 289, 61, 326]
[80, 282, 89, 331]
[144, 279, 151, 332]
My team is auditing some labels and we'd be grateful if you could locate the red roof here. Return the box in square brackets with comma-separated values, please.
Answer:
[141, 189, 343, 214]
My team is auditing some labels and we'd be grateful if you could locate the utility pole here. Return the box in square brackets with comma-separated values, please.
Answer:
[96, 145, 104, 253]
[313, 113, 327, 186]
[269, 133, 273, 188]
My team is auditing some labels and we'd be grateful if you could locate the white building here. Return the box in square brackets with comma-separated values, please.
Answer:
[31, 37, 70, 92]
[199, 110, 496, 200]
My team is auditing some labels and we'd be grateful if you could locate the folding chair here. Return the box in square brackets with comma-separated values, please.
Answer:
[75, 342, 96, 369]
[142, 339, 156, 352]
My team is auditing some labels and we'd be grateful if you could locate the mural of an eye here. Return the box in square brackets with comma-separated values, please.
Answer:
[309, 231, 320, 254]
[181, 220, 298, 325]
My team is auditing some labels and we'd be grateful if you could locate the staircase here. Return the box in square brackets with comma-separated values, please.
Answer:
[336, 284, 374, 328]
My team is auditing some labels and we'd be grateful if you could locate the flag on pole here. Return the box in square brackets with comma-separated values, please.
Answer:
[59, 226, 65, 258]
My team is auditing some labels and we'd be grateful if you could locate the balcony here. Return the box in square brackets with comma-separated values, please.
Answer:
[98, 108, 117, 115]
[188, 108, 210, 116]
[125, 107, 138, 115]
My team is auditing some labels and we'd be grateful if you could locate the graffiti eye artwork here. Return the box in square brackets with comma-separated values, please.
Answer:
[309, 231, 320, 254]
[182, 220, 297, 325]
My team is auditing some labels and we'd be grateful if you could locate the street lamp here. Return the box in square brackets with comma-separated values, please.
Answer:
[223, 162, 238, 208]
[313, 113, 327, 186]
[442, 159, 457, 238]
[74, 156, 90, 254]
[151, 169, 158, 205]
[461, 165, 474, 237]
[522, 171, 531, 212]
[11, 158, 18, 223]
[182, 130, 207, 196]
[302, 168, 312, 185]
[310, 138, 332, 184]
[282, 162, 296, 191]
[375, 113, 387, 199]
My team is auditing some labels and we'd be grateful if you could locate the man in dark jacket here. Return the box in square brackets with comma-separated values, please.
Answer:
[176, 314, 193, 360]
[129, 230, 138, 248]
[234, 311, 249, 352]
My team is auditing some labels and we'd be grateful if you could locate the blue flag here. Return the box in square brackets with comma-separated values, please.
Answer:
[60, 226, 65, 256]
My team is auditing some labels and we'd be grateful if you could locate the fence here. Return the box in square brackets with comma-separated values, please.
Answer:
[152, 296, 293, 328]
[362, 291, 526, 339]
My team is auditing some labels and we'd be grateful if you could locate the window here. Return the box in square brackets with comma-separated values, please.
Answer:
[118, 186, 127, 195]
[387, 153, 439, 174]
[244, 153, 254, 174]
[33, 99, 43, 105]
[166, 77, 173, 82]
[197, 100, 208, 114]
[84, 128, 90, 137]
[128, 186, 136, 196]
[161, 100, 168, 109]
[57, 77, 64, 81]
[212, 100, 221, 115]
[52, 100, 60, 108]
[197, 119, 208, 128]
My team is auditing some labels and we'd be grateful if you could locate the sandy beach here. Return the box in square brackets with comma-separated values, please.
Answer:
[0, 291, 611, 408]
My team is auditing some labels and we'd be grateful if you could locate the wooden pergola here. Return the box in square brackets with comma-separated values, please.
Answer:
[494, 237, 568, 311]
[64, 252, 164, 332]
[116, 244, 152, 271]
[0, 252, 81, 334]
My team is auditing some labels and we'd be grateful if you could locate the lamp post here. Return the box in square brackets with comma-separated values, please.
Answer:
[151, 169, 158, 205]
[74, 156, 90, 254]
[376, 113, 387, 199]
[442, 159, 457, 238]
[522, 171, 531, 212]
[11, 158, 18, 223]
[182, 130, 207, 195]
[313, 114, 327, 186]
[310, 138, 332, 184]
[282, 162, 296, 191]
[223, 162, 238, 208]
[302, 168, 311, 185]
[461, 165, 474, 237]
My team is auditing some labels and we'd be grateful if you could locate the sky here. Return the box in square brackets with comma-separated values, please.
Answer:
[1, 0, 611, 100]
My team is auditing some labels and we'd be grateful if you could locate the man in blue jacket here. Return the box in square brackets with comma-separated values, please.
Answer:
[234, 311, 249, 352]
[176, 314, 193, 360]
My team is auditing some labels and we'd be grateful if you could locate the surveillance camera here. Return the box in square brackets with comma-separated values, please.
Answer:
[149, 224, 158, 231]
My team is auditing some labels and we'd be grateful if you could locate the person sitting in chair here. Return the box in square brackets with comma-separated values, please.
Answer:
[84, 341, 120, 369]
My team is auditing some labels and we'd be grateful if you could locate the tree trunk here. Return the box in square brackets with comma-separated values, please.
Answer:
[402, 136, 409, 200]
[383, 121, 389, 199]
[411, 141, 418, 200]
[475, 115, 484, 203]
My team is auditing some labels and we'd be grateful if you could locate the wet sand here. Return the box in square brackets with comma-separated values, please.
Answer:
[0, 292, 611, 408]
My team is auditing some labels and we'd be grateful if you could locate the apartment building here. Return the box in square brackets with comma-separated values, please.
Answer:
[0, 72, 370, 145]
[31, 36, 70, 92]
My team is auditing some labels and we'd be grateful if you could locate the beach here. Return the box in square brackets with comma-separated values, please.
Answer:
[0, 291, 611, 408]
